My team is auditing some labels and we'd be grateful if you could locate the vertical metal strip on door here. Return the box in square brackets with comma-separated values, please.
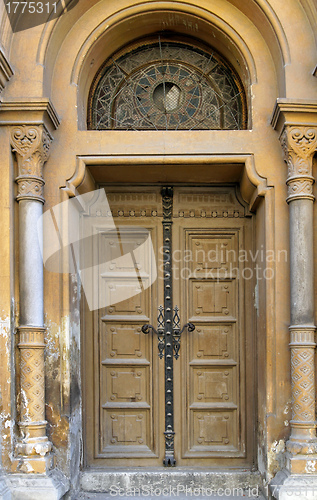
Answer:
[161, 186, 175, 466]
[142, 187, 194, 466]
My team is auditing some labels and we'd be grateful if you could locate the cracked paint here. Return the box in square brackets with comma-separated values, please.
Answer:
[0, 314, 11, 374]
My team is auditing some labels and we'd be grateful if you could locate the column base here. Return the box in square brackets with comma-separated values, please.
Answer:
[286, 448, 317, 474]
[11, 453, 55, 474]
[6, 468, 69, 500]
[270, 469, 317, 499]
[13, 424, 54, 474]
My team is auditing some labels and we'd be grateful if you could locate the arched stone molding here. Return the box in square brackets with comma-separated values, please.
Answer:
[299, 0, 317, 46]
[38, 0, 290, 96]
[71, 3, 257, 110]
[35, 0, 285, 129]
[231, 0, 289, 65]
[0, 47, 13, 93]
[69, 2, 273, 130]
[0, 1, 13, 57]
[2, 0, 315, 102]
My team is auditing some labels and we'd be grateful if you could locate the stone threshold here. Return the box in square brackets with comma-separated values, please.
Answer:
[79, 468, 264, 498]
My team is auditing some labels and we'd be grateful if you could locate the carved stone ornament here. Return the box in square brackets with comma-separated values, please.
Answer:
[10, 125, 52, 203]
[15, 326, 52, 461]
[280, 127, 317, 203]
[287, 326, 317, 456]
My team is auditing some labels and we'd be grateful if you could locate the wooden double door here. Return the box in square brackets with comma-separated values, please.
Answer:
[83, 185, 255, 467]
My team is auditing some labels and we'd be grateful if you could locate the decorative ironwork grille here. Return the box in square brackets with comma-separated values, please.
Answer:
[88, 40, 247, 130]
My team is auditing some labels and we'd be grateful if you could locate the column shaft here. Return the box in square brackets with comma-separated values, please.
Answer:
[19, 200, 44, 325]
[289, 201, 314, 325]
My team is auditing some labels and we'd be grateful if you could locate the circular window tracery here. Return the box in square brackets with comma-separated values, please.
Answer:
[88, 40, 247, 130]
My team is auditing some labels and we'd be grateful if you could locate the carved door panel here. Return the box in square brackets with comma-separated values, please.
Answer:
[84, 187, 165, 466]
[84, 186, 255, 467]
[172, 187, 255, 466]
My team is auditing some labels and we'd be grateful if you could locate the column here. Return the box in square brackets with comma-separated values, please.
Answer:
[281, 126, 317, 473]
[10, 124, 53, 474]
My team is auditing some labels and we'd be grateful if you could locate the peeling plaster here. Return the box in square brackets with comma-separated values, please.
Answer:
[0, 315, 10, 337]
[4, 420, 13, 429]
[68, 406, 82, 496]
[257, 422, 266, 477]
[0, 303, 15, 467]
[44, 316, 70, 472]
[283, 401, 291, 415]
[61, 315, 70, 406]
[306, 460, 317, 473]
[0, 314, 11, 374]
[268, 439, 286, 479]
[0, 412, 15, 466]
[19, 460, 34, 473]
[45, 319, 61, 362]
[20, 389, 30, 420]
[68, 271, 82, 493]
[43, 271, 82, 476]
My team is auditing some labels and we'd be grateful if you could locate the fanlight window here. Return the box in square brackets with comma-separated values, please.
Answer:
[88, 41, 247, 131]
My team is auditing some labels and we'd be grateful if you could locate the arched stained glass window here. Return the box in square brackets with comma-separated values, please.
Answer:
[88, 40, 247, 130]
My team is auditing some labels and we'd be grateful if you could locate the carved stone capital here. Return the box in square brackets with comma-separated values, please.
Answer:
[286, 176, 315, 203]
[16, 176, 45, 203]
[280, 127, 317, 203]
[10, 125, 52, 203]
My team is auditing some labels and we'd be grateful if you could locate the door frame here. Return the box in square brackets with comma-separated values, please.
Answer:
[62, 153, 272, 471]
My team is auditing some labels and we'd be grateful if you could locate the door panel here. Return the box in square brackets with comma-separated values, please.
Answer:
[173, 188, 253, 465]
[84, 187, 164, 464]
[181, 229, 241, 459]
[83, 185, 255, 467]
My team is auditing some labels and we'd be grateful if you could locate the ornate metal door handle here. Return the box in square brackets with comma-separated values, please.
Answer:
[141, 305, 165, 358]
[142, 305, 195, 360]
[172, 305, 195, 359]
